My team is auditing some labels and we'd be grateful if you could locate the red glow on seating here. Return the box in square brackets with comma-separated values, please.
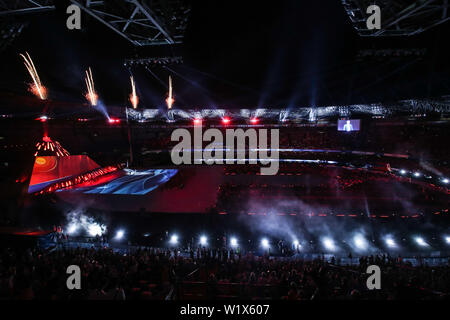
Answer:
[222, 117, 231, 125]
[14, 231, 51, 236]
[108, 118, 121, 124]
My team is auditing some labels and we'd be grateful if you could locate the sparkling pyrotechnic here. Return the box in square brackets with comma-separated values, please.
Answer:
[129, 76, 139, 109]
[35, 135, 70, 157]
[166, 75, 174, 109]
[20, 52, 47, 100]
[84, 67, 98, 106]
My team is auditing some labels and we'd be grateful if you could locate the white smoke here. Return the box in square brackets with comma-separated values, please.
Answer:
[66, 209, 107, 236]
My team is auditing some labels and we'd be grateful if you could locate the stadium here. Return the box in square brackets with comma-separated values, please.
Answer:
[0, 0, 449, 303]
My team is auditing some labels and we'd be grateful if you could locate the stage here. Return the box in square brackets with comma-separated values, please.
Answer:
[55, 164, 449, 216]
[57, 166, 222, 213]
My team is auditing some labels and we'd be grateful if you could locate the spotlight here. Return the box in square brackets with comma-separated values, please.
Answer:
[193, 118, 202, 125]
[445, 236, 450, 244]
[169, 234, 179, 245]
[88, 224, 104, 237]
[384, 236, 397, 248]
[400, 169, 406, 175]
[293, 239, 301, 250]
[413, 172, 421, 177]
[261, 238, 270, 249]
[67, 224, 78, 235]
[414, 236, 428, 247]
[442, 178, 449, 184]
[353, 234, 368, 251]
[230, 237, 238, 248]
[322, 237, 336, 251]
[115, 229, 125, 240]
[37, 115, 48, 122]
[222, 117, 231, 125]
[250, 118, 259, 124]
[199, 235, 208, 246]
[386, 238, 396, 247]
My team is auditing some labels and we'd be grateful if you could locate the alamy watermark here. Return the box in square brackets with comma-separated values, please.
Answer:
[366, 265, 381, 290]
[171, 125, 280, 175]
[66, 265, 81, 290]
[66, 4, 81, 30]
[366, 5, 381, 30]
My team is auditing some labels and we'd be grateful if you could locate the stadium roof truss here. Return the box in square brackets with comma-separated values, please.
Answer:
[0, 1, 190, 46]
[0, 0, 55, 16]
[0, 1, 56, 52]
[70, 0, 191, 46]
[342, 0, 450, 36]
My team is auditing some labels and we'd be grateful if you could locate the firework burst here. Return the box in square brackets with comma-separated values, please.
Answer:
[129, 76, 139, 109]
[84, 67, 98, 106]
[166, 75, 174, 109]
[20, 52, 47, 100]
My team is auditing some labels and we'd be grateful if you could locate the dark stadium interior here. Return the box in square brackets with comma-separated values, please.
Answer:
[0, 0, 449, 301]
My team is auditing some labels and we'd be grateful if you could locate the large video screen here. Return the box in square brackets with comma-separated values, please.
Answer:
[338, 119, 360, 132]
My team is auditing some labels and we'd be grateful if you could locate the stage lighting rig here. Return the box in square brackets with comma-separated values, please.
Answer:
[169, 234, 179, 245]
[357, 48, 427, 60]
[124, 56, 183, 68]
[261, 238, 270, 249]
[230, 237, 238, 248]
[199, 235, 208, 246]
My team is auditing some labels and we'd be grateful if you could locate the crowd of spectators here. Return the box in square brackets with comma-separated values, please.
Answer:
[124, 122, 450, 161]
[215, 163, 446, 214]
[0, 246, 448, 300]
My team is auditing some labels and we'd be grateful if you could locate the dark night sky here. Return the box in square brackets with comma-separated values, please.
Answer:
[0, 0, 449, 109]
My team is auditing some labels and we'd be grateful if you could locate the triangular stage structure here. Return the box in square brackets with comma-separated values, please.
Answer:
[28, 136, 121, 194]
